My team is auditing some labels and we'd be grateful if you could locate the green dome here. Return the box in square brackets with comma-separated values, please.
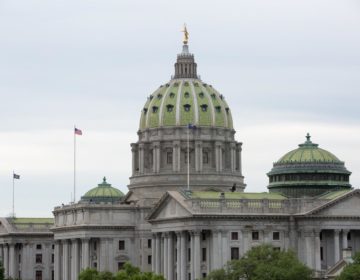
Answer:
[277, 134, 341, 164]
[81, 177, 124, 203]
[139, 79, 233, 131]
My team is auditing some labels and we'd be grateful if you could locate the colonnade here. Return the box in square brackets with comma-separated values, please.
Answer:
[132, 140, 242, 176]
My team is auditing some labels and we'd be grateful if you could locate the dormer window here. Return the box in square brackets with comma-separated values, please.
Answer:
[184, 104, 191, 112]
[220, 94, 224, 100]
[169, 92, 175, 98]
[211, 93, 216, 99]
[184, 92, 190, 98]
[149, 95, 153, 100]
[225, 107, 229, 114]
[200, 104, 208, 112]
[215, 106, 221, 113]
[199, 92, 204, 98]
[157, 94, 162, 99]
[143, 108, 148, 115]
[152, 106, 159, 113]
[166, 104, 174, 112]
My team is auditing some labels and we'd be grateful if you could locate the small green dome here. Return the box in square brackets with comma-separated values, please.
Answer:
[277, 133, 341, 164]
[139, 79, 233, 131]
[81, 177, 124, 203]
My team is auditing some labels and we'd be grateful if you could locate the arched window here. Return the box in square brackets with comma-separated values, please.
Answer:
[143, 108, 148, 115]
[184, 92, 190, 98]
[157, 94, 162, 99]
[152, 106, 158, 113]
[215, 106, 221, 113]
[199, 92, 204, 98]
[184, 104, 191, 112]
[169, 92, 175, 98]
[203, 151, 209, 164]
[211, 93, 216, 99]
[200, 104, 208, 112]
[167, 152, 173, 164]
[166, 104, 174, 112]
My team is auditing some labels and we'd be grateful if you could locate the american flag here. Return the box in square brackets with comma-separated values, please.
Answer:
[74, 127, 82, 135]
[13, 173, 20, 179]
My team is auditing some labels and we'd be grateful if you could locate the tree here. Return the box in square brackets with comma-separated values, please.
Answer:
[0, 261, 4, 280]
[336, 252, 360, 280]
[79, 268, 99, 280]
[205, 244, 312, 280]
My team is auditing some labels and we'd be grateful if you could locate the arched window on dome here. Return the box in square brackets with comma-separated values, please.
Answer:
[184, 92, 190, 98]
[166, 104, 174, 112]
[211, 93, 216, 99]
[157, 94, 162, 99]
[184, 104, 191, 112]
[215, 106, 221, 113]
[143, 108, 148, 115]
[169, 92, 175, 98]
[152, 106, 159, 113]
[199, 92, 204, 98]
[200, 104, 208, 112]
[225, 107, 229, 114]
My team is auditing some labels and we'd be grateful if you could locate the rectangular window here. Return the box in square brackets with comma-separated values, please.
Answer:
[202, 232, 206, 241]
[52, 270, 54, 280]
[119, 240, 125, 250]
[35, 270, 42, 280]
[252, 231, 259, 241]
[51, 254, 54, 263]
[348, 232, 351, 241]
[231, 247, 239, 260]
[148, 255, 152, 265]
[231, 232, 239, 240]
[202, 248, 206, 262]
[36, 244, 42, 250]
[203, 152, 209, 164]
[320, 247, 324, 261]
[52, 244, 55, 250]
[273, 232, 280, 241]
[93, 242, 97, 251]
[148, 239, 152, 249]
[188, 248, 191, 262]
[118, 262, 125, 270]
[188, 273, 191, 280]
[274, 247, 281, 251]
[202, 273, 207, 278]
[167, 152, 173, 164]
[36, 254, 42, 264]
[19, 254, 21, 263]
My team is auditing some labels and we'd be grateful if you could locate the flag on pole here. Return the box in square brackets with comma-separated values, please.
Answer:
[74, 127, 82, 135]
[188, 123, 197, 129]
[13, 173, 20, 179]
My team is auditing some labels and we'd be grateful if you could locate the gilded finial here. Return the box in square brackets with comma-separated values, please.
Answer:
[182, 24, 189, 45]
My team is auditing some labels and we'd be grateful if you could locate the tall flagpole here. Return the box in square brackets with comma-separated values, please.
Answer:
[74, 125, 76, 203]
[12, 171, 15, 217]
[187, 126, 190, 190]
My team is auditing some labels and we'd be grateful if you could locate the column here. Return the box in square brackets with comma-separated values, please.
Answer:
[289, 216, 297, 251]
[264, 229, 270, 243]
[8, 243, 15, 279]
[195, 141, 202, 172]
[131, 144, 136, 174]
[217, 230, 223, 267]
[215, 142, 221, 172]
[237, 143, 242, 175]
[314, 230, 321, 271]
[334, 229, 340, 263]
[180, 232, 187, 280]
[303, 231, 314, 269]
[155, 234, 161, 274]
[176, 232, 181, 280]
[139, 143, 144, 174]
[342, 230, 349, 250]
[173, 142, 178, 172]
[163, 233, 168, 278]
[0, 244, 3, 263]
[72, 239, 80, 280]
[193, 231, 201, 280]
[221, 230, 228, 266]
[168, 232, 174, 280]
[211, 231, 220, 270]
[156, 143, 161, 173]
[62, 240, 70, 280]
[54, 241, 61, 280]
[81, 238, 90, 270]
[152, 234, 156, 272]
[230, 143, 236, 172]
[3, 245, 8, 278]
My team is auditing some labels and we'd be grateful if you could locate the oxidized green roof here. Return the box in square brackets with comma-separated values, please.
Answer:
[277, 134, 341, 164]
[139, 79, 233, 130]
[82, 177, 124, 202]
[318, 189, 352, 200]
[190, 191, 286, 200]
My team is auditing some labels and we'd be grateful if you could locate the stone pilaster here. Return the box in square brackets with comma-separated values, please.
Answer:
[131, 144, 137, 175]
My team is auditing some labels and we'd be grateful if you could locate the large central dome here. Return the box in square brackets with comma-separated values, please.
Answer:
[139, 44, 233, 131]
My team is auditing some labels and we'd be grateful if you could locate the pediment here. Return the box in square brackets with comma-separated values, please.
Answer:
[147, 192, 192, 221]
[308, 190, 360, 216]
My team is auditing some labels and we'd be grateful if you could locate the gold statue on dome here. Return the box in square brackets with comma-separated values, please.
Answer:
[182, 24, 189, 45]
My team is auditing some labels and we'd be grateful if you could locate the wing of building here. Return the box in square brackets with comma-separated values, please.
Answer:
[0, 37, 357, 280]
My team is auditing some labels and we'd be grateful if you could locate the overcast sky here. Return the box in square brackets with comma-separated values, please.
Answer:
[1, 0, 359, 217]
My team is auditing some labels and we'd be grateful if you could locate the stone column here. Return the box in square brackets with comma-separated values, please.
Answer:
[156, 143, 161, 173]
[173, 142, 178, 172]
[180, 232, 187, 280]
[195, 141, 202, 172]
[221, 230, 228, 266]
[264, 229, 270, 243]
[71, 239, 80, 280]
[54, 241, 62, 280]
[62, 240, 70, 280]
[155, 234, 161, 274]
[230, 143, 236, 172]
[334, 229, 340, 263]
[215, 142, 220, 172]
[151, 234, 156, 272]
[139, 143, 144, 174]
[3, 244, 8, 278]
[168, 232, 174, 280]
[289, 216, 297, 252]
[303, 231, 315, 269]
[211, 231, 220, 270]
[81, 238, 90, 270]
[131, 144, 137, 175]
[342, 230, 349, 250]
[193, 231, 201, 280]
[8, 243, 15, 279]
[237, 143, 242, 175]
[314, 230, 321, 271]
[0, 244, 3, 263]
[163, 233, 168, 279]
[176, 232, 181, 280]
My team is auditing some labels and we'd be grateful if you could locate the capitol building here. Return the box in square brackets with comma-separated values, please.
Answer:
[0, 35, 359, 280]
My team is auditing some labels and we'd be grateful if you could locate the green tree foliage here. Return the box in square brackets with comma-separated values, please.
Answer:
[79, 263, 164, 280]
[336, 252, 360, 280]
[0, 261, 4, 280]
[205, 244, 312, 280]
